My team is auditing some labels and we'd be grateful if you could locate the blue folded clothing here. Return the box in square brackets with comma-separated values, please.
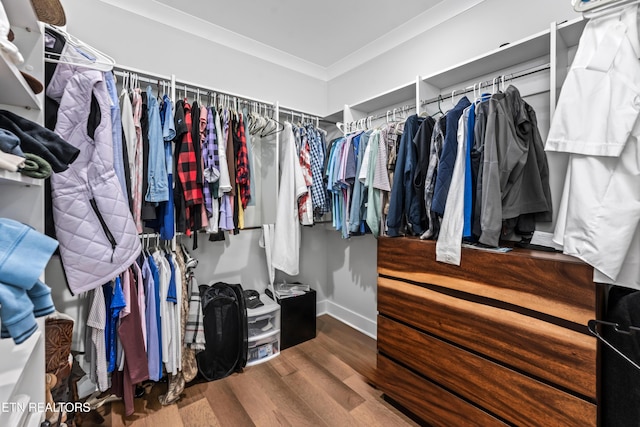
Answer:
[0, 218, 58, 344]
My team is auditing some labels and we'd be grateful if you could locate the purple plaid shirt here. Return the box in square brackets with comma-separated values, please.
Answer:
[201, 107, 220, 217]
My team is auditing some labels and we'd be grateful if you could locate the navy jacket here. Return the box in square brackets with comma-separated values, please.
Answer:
[432, 96, 471, 216]
[387, 115, 425, 236]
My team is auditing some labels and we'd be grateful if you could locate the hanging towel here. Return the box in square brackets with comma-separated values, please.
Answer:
[184, 274, 205, 351]
[260, 224, 276, 286]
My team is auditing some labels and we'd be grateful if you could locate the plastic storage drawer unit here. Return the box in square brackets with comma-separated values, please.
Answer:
[246, 294, 281, 366]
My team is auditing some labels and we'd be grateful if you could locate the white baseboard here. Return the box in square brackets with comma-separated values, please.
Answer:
[316, 299, 377, 339]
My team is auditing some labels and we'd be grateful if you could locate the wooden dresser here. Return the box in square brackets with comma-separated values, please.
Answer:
[376, 237, 601, 427]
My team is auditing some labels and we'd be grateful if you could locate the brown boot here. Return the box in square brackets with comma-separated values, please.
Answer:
[45, 373, 67, 425]
[159, 372, 185, 405]
[45, 316, 74, 382]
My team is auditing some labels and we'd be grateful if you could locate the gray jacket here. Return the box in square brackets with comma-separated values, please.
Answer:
[479, 85, 551, 246]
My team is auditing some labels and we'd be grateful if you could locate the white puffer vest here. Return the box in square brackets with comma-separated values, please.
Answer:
[48, 58, 141, 294]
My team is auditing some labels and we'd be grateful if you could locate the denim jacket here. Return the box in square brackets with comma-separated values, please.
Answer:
[145, 85, 169, 203]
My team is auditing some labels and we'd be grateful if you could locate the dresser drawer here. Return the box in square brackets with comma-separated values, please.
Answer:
[377, 237, 595, 325]
[376, 355, 509, 427]
[378, 277, 597, 399]
[377, 317, 597, 427]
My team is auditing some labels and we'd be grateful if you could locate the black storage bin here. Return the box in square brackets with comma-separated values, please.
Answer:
[267, 288, 316, 350]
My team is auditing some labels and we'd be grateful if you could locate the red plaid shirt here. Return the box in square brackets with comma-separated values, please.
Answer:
[177, 101, 204, 233]
[236, 114, 251, 209]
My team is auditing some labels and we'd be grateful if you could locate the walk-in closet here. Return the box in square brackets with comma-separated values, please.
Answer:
[1, 0, 639, 426]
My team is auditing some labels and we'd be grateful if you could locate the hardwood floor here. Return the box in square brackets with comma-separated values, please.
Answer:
[81, 315, 419, 427]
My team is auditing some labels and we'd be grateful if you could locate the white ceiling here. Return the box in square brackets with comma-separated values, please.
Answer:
[97, 0, 485, 80]
[156, 0, 445, 68]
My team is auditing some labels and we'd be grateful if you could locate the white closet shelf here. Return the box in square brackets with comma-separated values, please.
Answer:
[349, 81, 415, 114]
[4, 1, 41, 35]
[558, 17, 587, 47]
[324, 110, 342, 123]
[422, 27, 552, 89]
[0, 169, 44, 187]
[0, 49, 42, 110]
[0, 331, 42, 406]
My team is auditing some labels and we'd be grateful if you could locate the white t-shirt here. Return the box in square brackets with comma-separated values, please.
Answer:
[272, 123, 308, 276]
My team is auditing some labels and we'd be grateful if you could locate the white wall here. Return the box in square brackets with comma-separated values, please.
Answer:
[327, 0, 580, 113]
[325, 232, 378, 337]
[60, 0, 328, 115]
[186, 226, 328, 310]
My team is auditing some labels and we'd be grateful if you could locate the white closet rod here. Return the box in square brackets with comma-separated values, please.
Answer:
[278, 107, 321, 126]
[369, 104, 415, 121]
[342, 104, 415, 134]
[112, 69, 171, 87]
[111, 64, 311, 120]
[173, 77, 274, 112]
[421, 63, 551, 107]
[112, 64, 172, 82]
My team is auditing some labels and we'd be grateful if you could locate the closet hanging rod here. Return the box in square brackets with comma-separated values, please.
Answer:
[112, 69, 169, 87]
[112, 64, 272, 110]
[112, 64, 172, 83]
[421, 63, 551, 106]
[173, 78, 273, 109]
[343, 104, 415, 133]
[369, 104, 416, 121]
[44, 52, 116, 70]
[112, 63, 319, 122]
[176, 86, 273, 112]
[278, 108, 321, 124]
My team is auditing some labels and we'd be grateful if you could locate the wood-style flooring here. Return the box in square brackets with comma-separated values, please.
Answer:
[81, 315, 419, 427]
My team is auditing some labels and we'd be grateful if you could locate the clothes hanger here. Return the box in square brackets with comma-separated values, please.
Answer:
[261, 110, 284, 137]
[250, 108, 265, 135]
[260, 116, 277, 137]
[588, 319, 640, 371]
[232, 97, 239, 121]
[121, 72, 129, 93]
[44, 24, 116, 71]
[150, 234, 160, 254]
[432, 95, 445, 118]
[475, 80, 491, 106]
[253, 104, 270, 136]
[142, 234, 150, 258]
